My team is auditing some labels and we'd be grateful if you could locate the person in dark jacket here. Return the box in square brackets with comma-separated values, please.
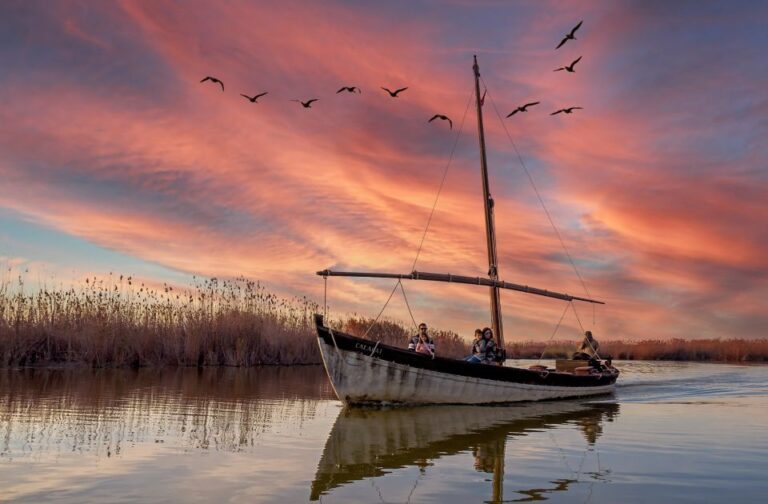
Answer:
[481, 327, 497, 363]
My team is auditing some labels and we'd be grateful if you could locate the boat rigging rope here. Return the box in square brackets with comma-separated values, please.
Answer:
[362, 280, 402, 338]
[536, 302, 571, 364]
[479, 79, 594, 303]
[399, 281, 435, 358]
[358, 88, 473, 340]
[399, 280, 419, 330]
[569, 301, 602, 360]
[411, 87, 474, 272]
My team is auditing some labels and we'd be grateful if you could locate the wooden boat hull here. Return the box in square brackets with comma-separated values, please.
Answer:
[315, 315, 618, 405]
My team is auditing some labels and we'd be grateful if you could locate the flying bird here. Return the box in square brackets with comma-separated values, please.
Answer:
[337, 86, 361, 94]
[381, 86, 408, 97]
[292, 99, 318, 108]
[555, 20, 583, 49]
[554, 56, 582, 73]
[240, 92, 268, 103]
[550, 107, 583, 115]
[506, 101, 540, 117]
[200, 76, 224, 91]
[428, 114, 453, 129]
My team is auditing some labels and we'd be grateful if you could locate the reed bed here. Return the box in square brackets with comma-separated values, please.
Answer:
[0, 274, 321, 367]
[509, 339, 768, 362]
[0, 273, 465, 367]
[1, 273, 766, 367]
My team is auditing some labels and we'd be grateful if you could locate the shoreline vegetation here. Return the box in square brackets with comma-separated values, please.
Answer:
[1, 274, 766, 368]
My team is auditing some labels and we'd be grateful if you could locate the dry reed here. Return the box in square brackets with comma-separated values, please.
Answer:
[509, 339, 768, 362]
[2, 273, 766, 367]
[0, 274, 321, 367]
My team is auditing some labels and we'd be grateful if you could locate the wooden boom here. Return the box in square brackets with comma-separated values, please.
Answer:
[317, 269, 605, 305]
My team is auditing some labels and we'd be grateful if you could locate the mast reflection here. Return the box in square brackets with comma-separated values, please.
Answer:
[310, 401, 619, 501]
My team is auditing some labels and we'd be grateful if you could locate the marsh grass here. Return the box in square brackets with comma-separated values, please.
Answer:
[0, 274, 321, 367]
[510, 339, 768, 362]
[1, 273, 766, 367]
[0, 273, 466, 367]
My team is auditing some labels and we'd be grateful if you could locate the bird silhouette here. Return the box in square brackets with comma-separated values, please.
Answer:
[506, 102, 540, 117]
[550, 107, 583, 115]
[292, 99, 318, 108]
[240, 92, 268, 103]
[556, 20, 583, 49]
[337, 86, 361, 94]
[554, 56, 582, 73]
[200, 76, 224, 91]
[381, 87, 408, 97]
[428, 114, 453, 129]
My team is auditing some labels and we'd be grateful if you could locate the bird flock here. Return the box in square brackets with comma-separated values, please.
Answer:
[199, 20, 585, 130]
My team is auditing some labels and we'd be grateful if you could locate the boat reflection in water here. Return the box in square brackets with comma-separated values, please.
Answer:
[310, 401, 619, 502]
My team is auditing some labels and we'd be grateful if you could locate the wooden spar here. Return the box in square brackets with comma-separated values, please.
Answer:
[316, 270, 605, 305]
[473, 55, 505, 348]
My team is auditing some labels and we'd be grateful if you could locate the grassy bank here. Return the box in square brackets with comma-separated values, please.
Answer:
[1, 275, 766, 366]
[510, 339, 768, 362]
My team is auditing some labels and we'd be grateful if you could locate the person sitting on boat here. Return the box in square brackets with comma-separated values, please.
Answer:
[480, 327, 498, 364]
[572, 330, 599, 360]
[415, 332, 434, 355]
[463, 329, 485, 363]
[409, 323, 435, 354]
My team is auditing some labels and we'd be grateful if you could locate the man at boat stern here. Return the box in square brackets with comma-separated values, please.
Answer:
[573, 330, 600, 360]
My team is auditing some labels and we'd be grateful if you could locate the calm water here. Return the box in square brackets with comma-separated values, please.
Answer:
[1, 362, 767, 503]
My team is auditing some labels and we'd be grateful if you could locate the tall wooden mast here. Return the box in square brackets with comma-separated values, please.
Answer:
[473, 55, 504, 349]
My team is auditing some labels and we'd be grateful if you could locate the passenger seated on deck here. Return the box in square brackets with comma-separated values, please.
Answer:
[480, 327, 498, 364]
[409, 323, 435, 354]
[415, 332, 433, 355]
[463, 329, 485, 363]
[572, 330, 599, 360]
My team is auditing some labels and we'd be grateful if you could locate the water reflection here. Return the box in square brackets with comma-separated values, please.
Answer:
[0, 367, 334, 458]
[310, 401, 619, 502]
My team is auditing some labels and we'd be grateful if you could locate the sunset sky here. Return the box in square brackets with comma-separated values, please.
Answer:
[1, 0, 766, 341]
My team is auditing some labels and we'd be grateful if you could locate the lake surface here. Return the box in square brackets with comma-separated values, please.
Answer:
[1, 361, 767, 503]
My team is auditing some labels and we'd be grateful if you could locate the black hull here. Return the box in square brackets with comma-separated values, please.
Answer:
[315, 314, 619, 395]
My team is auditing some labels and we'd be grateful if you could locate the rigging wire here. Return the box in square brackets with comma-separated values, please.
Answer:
[536, 301, 571, 364]
[411, 87, 475, 271]
[323, 274, 328, 319]
[363, 280, 402, 338]
[479, 79, 594, 304]
[360, 87, 474, 337]
[399, 280, 419, 330]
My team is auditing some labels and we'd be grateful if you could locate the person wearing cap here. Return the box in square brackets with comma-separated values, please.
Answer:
[573, 330, 599, 360]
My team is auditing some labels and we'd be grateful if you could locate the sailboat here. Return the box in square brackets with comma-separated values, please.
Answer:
[314, 56, 619, 405]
